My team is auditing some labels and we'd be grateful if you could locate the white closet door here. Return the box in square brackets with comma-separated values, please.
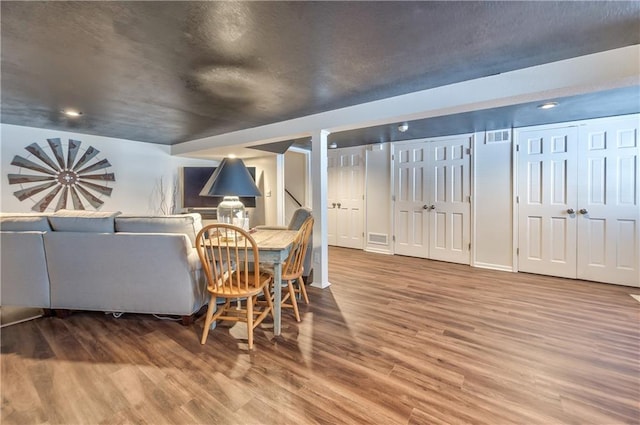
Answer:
[327, 153, 338, 246]
[577, 118, 640, 286]
[428, 137, 471, 264]
[336, 147, 365, 249]
[517, 127, 579, 278]
[327, 147, 365, 249]
[394, 142, 429, 258]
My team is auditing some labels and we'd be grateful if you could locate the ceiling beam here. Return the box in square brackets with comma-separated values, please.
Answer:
[172, 45, 639, 158]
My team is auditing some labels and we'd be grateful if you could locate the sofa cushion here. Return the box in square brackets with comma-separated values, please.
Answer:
[49, 209, 121, 233]
[115, 213, 202, 246]
[0, 214, 52, 231]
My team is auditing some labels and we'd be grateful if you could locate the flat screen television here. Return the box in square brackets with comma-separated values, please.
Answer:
[181, 166, 257, 209]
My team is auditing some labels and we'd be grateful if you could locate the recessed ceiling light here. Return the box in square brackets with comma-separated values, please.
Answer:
[398, 123, 409, 132]
[537, 102, 558, 110]
[228, 154, 237, 158]
[329, 142, 338, 149]
[62, 109, 83, 117]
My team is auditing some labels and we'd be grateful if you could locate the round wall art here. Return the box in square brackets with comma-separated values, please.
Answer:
[8, 138, 115, 212]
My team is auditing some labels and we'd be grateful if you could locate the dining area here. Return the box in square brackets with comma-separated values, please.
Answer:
[195, 209, 314, 350]
[192, 156, 316, 349]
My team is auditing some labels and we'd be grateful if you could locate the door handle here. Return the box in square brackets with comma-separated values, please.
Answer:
[567, 208, 575, 214]
[331, 203, 336, 208]
[422, 204, 429, 210]
[423, 204, 435, 210]
[337, 203, 341, 208]
[579, 208, 588, 215]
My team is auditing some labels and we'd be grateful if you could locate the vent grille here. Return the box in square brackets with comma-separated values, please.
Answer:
[368, 233, 388, 245]
[486, 129, 510, 143]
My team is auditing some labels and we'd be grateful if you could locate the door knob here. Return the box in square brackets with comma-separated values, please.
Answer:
[331, 203, 336, 208]
[337, 203, 341, 208]
[579, 208, 588, 215]
[422, 204, 429, 209]
[567, 208, 575, 214]
[423, 204, 435, 210]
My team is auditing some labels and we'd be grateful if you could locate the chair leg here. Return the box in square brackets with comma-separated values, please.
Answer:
[247, 295, 254, 350]
[200, 296, 217, 345]
[265, 284, 274, 316]
[298, 276, 309, 304]
[263, 286, 276, 322]
[287, 280, 301, 322]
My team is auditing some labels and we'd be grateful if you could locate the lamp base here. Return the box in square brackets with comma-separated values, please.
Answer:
[216, 196, 249, 230]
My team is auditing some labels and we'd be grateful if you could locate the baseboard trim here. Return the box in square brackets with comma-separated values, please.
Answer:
[364, 247, 393, 255]
[0, 307, 43, 328]
[473, 262, 514, 272]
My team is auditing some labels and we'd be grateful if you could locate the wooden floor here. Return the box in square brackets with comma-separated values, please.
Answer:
[2, 247, 639, 424]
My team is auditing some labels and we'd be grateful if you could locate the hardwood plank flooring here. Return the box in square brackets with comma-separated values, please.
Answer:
[2, 247, 639, 424]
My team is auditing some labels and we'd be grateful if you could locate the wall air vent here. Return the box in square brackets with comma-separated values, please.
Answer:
[368, 233, 388, 245]
[486, 129, 511, 143]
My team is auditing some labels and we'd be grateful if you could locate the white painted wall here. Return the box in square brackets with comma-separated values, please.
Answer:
[244, 156, 278, 227]
[364, 143, 392, 254]
[284, 150, 308, 224]
[472, 131, 514, 271]
[1, 124, 217, 214]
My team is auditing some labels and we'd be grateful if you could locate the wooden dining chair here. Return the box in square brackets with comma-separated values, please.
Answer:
[196, 224, 273, 349]
[278, 216, 314, 321]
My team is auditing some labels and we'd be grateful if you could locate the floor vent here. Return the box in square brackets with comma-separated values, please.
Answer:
[486, 129, 511, 143]
[368, 233, 388, 245]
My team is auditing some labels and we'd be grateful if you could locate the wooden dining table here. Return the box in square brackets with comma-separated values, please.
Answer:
[245, 228, 298, 336]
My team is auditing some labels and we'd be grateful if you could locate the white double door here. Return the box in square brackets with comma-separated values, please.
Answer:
[327, 146, 365, 249]
[393, 136, 471, 264]
[517, 116, 639, 286]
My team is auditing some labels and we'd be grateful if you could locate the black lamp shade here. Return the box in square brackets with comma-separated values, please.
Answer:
[199, 158, 262, 197]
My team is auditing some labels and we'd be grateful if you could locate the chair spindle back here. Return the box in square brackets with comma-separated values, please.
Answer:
[196, 224, 260, 295]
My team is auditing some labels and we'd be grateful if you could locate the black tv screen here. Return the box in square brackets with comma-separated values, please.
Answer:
[182, 166, 257, 208]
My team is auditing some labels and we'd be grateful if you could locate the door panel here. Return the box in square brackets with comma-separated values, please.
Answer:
[526, 216, 543, 260]
[518, 127, 578, 278]
[427, 138, 471, 264]
[577, 118, 639, 286]
[328, 147, 365, 249]
[393, 137, 471, 264]
[337, 149, 364, 249]
[550, 217, 569, 262]
[394, 142, 429, 258]
[327, 154, 338, 245]
[518, 117, 639, 287]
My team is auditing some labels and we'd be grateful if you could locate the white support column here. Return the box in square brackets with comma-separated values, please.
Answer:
[276, 153, 286, 226]
[311, 129, 331, 289]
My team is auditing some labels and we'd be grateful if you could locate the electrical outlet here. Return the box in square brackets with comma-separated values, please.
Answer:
[314, 252, 320, 263]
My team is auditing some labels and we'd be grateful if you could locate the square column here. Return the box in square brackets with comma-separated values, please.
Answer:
[310, 129, 331, 289]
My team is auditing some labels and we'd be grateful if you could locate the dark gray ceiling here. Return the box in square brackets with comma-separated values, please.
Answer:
[2, 1, 639, 147]
[327, 86, 640, 149]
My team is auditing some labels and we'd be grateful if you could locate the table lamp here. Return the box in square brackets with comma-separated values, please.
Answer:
[199, 157, 262, 228]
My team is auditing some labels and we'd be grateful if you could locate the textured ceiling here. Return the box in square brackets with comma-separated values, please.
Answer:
[1, 1, 639, 147]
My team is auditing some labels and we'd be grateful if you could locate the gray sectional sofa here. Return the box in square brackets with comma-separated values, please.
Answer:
[0, 210, 207, 322]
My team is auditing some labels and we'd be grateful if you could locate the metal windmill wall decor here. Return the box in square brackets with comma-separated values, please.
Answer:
[8, 138, 115, 212]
